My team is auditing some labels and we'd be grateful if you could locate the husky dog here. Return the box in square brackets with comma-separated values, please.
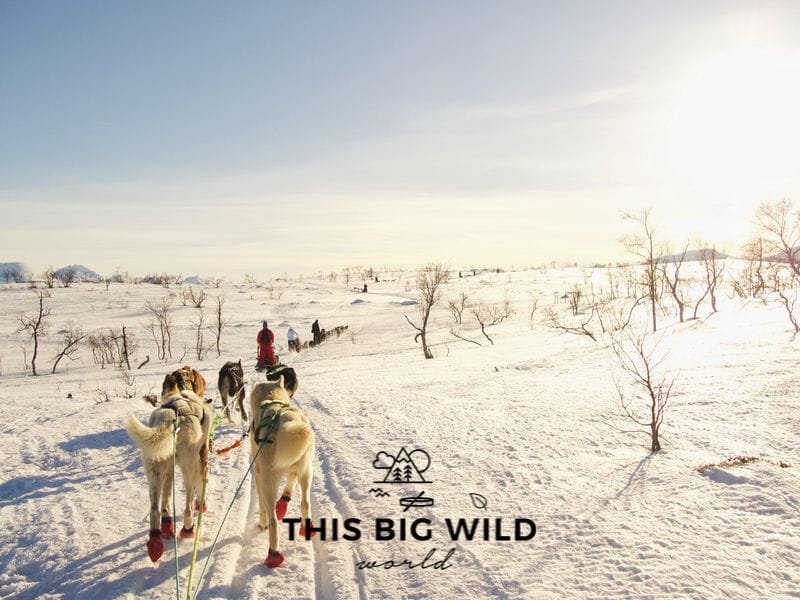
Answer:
[218, 360, 246, 423]
[249, 377, 315, 568]
[264, 364, 298, 398]
[127, 373, 212, 563]
[163, 365, 207, 399]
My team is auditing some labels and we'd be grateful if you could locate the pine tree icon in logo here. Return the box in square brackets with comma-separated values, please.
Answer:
[372, 447, 431, 484]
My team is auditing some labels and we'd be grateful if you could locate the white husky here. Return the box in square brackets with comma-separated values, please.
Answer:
[126, 378, 212, 563]
[249, 377, 315, 568]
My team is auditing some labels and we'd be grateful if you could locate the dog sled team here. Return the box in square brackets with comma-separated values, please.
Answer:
[126, 320, 318, 571]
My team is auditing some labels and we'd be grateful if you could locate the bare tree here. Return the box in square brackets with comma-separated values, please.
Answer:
[42, 267, 57, 289]
[404, 263, 450, 359]
[756, 199, 800, 278]
[185, 286, 208, 308]
[621, 209, 661, 332]
[342, 267, 352, 287]
[701, 246, 726, 314]
[16, 292, 50, 376]
[447, 292, 470, 324]
[192, 306, 212, 360]
[567, 283, 583, 316]
[659, 241, 689, 322]
[612, 328, 676, 453]
[733, 236, 767, 298]
[545, 306, 598, 342]
[469, 301, 514, 345]
[213, 295, 229, 357]
[56, 267, 77, 288]
[143, 296, 174, 360]
[52, 326, 85, 374]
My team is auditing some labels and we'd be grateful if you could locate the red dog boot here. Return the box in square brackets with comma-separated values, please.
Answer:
[264, 549, 285, 568]
[299, 520, 317, 538]
[194, 500, 208, 513]
[147, 529, 164, 563]
[275, 495, 291, 521]
[179, 526, 195, 539]
[160, 516, 174, 539]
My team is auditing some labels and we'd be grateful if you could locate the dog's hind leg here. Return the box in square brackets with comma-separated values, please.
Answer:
[160, 467, 175, 538]
[180, 464, 199, 538]
[237, 389, 247, 423]
[298, 464, 316, 539]
[145, 462, 165, 562]
[275, 473, 297, 521]
[262, 470, 284, 568]
[253, 462, 269, 530]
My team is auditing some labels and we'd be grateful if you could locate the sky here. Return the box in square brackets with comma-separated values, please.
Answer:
[2, 1, 800, 279]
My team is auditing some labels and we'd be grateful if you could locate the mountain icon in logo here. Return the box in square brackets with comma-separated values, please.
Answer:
[372, 447, 431, 484]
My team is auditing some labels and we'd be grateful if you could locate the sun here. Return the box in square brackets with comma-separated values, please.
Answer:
[667, 46, 800, 200]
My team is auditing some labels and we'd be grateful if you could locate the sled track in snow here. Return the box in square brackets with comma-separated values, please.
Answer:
[296, 391, 370, 600]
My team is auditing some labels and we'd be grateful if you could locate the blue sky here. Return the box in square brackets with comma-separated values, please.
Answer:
[2, 1, 799, 278]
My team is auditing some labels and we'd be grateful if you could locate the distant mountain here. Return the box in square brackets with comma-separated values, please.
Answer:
[766, 247, 800, 263]
[659, 248, 730, 264]
[55, 264, 100, 283]
[0, 262, 29, 283]
[183, 275, 204, 285]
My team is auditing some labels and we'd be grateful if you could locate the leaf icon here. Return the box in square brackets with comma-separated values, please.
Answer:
[469, 492, 488, 510]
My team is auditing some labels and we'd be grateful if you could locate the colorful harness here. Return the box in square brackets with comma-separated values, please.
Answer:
[252, 401, 291, 446]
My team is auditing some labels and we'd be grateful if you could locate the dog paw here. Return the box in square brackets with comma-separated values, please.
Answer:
[299, 521, 317, 538]
[179, 526, 195, 539]
[147, 530, 163, 562]
[264, 550, 285, 568]
[275, 495, 290, 521]
[160, 516, 174, 539]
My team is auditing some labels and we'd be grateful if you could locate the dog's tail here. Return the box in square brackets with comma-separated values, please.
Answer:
[126, 415, 173, 461]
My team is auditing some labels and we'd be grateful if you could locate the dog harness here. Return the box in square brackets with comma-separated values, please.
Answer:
[252, 401, 291, 446]
[161, 394, 207, 427]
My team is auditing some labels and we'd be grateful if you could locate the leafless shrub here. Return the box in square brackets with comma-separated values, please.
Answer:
[185, 286, 208, 308]
[56, 267, 77, 288]
[327, 271, 338, 282]
[51, 325, 85, 374]
[612, 328, 676, 453]
[342, 267, 352, 287]
[86, 328, 136, 369]
[42, 267, 57, 289]
[95, 385, 111, 403]
[143, 296, 174, 360]
[120, 370, 137, 398]
[404, 263, 450, 359]
[213, 295, 229, 357]
[243, 273, 255, 284]
[16, 291, 50, 376]
[207, 276, 224, 288]
[567, 284, 583, 316]
[192, 306, 213, 360]
[469, 301, 513, 345]
[545, 306, 598, 342]
[447, 292, 470, 324]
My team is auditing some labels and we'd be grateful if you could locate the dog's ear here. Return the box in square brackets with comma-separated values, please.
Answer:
[277, 375, 285, 389]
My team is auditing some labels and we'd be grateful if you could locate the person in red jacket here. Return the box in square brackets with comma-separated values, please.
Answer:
[257, 320, 276, 368]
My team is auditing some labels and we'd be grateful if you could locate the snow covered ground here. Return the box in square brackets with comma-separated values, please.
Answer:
[0, 267, 797, 599]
